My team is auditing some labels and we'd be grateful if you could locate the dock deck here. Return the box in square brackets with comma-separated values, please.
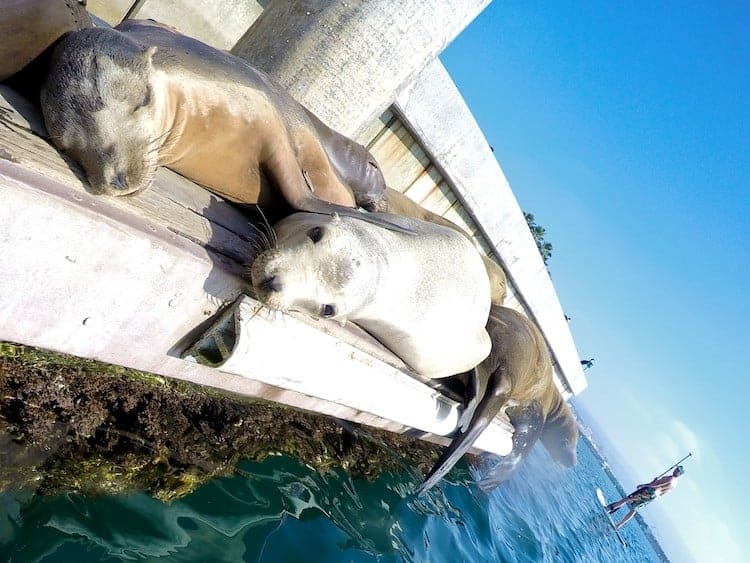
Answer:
[0, 85, 513, 456]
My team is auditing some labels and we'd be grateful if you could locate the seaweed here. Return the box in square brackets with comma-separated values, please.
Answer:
[0, 342, 442, 501]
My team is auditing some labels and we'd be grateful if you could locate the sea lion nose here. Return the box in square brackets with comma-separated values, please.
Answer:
[109, 172, 128, 190]
[259, 275, 281, 293]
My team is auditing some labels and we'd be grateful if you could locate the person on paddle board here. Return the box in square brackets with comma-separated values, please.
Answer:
[605, 466, 685, 529]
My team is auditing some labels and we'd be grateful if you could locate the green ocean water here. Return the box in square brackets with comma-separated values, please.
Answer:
[1, 439, 662, 562]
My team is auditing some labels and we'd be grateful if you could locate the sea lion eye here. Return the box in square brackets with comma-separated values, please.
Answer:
[135, 86, 152, 111]
[308, 226, 323, 243]
[321, 304, 336, 318]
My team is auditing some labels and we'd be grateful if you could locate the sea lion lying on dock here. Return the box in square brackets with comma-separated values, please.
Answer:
[0, 0, 91, 81]
[418, 305, 578, 494]
[250, 211, 492, 379]
[40, 19, 386, 214]
[383, 187, 507, 305]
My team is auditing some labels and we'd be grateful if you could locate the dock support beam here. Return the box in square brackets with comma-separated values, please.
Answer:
[232, 0, 490, 139]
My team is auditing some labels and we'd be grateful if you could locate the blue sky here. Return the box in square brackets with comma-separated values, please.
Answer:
[441, 2, 749, 561]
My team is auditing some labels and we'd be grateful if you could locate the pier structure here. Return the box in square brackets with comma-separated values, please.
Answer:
[1, 0, 586, 458]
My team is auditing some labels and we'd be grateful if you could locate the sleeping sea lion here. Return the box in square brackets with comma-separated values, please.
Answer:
[40, 19, 386, 214]
[249, 211, 492, 379]
[417, 305, 578, 494]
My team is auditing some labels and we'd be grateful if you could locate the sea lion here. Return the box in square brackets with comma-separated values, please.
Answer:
[40, 19, 386, 214]
[417, 305, 578, 494]
[384, 187, 507, 304]
[250, 211, 492, 379]
[0, 0, 91, 81]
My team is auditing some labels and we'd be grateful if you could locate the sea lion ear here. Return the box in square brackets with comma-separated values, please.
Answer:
[142, 46, 157, 65]
[331, 212, 341, 223]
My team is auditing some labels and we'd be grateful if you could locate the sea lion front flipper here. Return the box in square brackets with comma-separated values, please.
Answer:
[416, 365, 509, 495]
[301, 107, 387, 211]
[294, 170, 417, 235]
[477, 401, 544, 492]
[336, 207, 419, 235]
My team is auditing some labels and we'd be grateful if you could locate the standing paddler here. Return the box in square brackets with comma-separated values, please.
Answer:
[605, 455, 690, 529]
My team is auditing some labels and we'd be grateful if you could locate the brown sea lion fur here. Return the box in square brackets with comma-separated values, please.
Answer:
[384, 187, 507, 305]
[0, 0, 91, 81]
[418, 305, 578, 494]
[40, 19, 386, 215]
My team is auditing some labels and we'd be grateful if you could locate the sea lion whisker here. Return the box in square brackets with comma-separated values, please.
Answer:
[249, 239, 267, 258]
[253, 205, 277, 248]
[246, 221, 272, 252]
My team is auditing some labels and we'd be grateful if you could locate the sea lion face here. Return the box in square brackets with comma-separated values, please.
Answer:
[41, 29, 159, 196]
[250, 213, 380, 323]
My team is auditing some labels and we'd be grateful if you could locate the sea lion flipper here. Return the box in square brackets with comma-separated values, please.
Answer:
[538, 393, 579, 467]
[416, 367, 509, 495]
[300, 107, 387, 211]
[477, 401, 545, 491]
[346, 209, 418, 235]
[295, 206, 419, 235]
[455, 366, 487, 433]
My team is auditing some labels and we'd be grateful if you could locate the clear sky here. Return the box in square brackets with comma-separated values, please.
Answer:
[441, 2, 749, 561]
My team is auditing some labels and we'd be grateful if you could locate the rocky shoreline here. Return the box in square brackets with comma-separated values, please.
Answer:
[0, 343, 445, 502]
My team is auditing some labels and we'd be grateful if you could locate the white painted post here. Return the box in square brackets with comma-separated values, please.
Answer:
[232, 0, 491, 139]
[129, 0, 266, 50]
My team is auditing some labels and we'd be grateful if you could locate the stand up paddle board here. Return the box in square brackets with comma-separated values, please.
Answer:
[596, 488, 627, 547]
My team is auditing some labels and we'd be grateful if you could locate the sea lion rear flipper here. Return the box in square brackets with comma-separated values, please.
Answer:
[416, 366, 508, 495]
[477, 401, 544, 492]
[539, 395, 579, 467]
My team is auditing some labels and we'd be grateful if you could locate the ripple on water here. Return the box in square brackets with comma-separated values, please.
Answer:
[1, 437, 663, 562]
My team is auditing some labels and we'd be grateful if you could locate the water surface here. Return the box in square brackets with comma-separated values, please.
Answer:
[1, 439, 662, 562]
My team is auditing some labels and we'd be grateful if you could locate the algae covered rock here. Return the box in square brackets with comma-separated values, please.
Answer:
[0, 343, 441, 501]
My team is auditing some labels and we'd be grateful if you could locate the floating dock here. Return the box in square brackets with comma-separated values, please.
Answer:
[0, 0, 586, 459]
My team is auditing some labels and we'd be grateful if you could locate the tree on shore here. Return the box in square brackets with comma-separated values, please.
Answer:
[524, 212, 553, 266]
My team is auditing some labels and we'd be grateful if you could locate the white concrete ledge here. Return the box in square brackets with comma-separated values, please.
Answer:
[183, 296, 513, 455]
[232, 0, 491, 138]
[0, 159, 512, 454]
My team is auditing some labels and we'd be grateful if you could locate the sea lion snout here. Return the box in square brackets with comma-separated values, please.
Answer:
[109, 172, 129, 191]
[41, 28, 160, 197]
[258, 275, 281, 293]
[249, 252, 289, 310]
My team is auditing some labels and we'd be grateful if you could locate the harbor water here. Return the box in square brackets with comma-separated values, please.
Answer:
[1, 434, 663, 562]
